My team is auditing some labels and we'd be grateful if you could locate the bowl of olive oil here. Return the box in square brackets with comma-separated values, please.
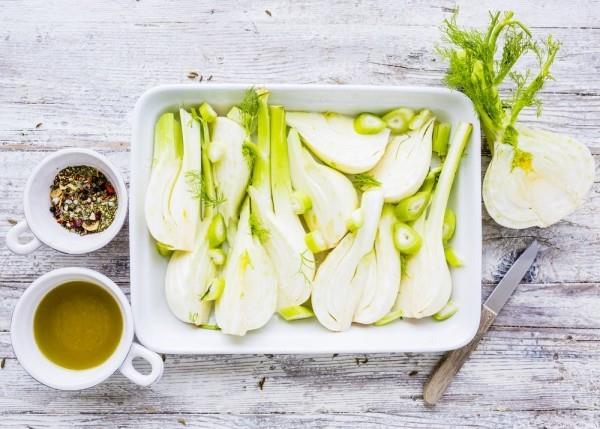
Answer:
[11, 267, 163, 390]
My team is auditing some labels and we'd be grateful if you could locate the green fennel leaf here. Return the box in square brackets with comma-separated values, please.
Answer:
[185, 169, 226, 209]
[438, 11, 560, 149]
[238, 87, 260, 135]
[350, 173, 381, 191]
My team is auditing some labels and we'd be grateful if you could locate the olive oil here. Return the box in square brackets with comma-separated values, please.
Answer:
[34, 281, 123, 370]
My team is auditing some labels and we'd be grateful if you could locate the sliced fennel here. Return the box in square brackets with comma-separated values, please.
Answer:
[215, 90, 278, 336]
[248, 102, 314, 310]
[444, 247, 463, 268]
[354, 113, 386, 135]
[210, 116, 252, 227]
[165, 110, 220, 325]
[165, 220, 215, 325]
[395, 123, 472, 319]
[286, 111, 390, 174]
[373, 309, 403, 326]
[432, 300, 459, 321]
[278, 305, 315, 321]
[369, 117, 435, 202]
[214, 200, 278, 336]
[353, 205, 401, 324]
[440, 12, 594, 229]
[287, 128, 358, 249]
[145, 113, 183, 249]
[312, 189, 385, 331]
[166, 108, 203, 251]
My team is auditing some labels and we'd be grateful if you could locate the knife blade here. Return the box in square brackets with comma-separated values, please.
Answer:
[423, 240, 541, 405]
[484, 240, 541, 315]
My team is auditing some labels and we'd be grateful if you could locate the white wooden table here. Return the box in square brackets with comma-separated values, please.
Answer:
[1, 1, 599, 427]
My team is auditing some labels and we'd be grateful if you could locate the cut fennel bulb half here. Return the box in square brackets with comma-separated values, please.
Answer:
[287, 128, 358, 249]
[312, 188, 385, 331]
[396, 122, 473, 319]
[286, 111, 390, 174]
[165, 220, 215, 325]
[210, 116, 252, 227]
[369, 118, 435, 202]
[215, 200, 278, 336]
[247, 105, 314, 309]
[353, 205, 401, 324]
[165, 108, 203, 251]
[145, 112, 183, 249]
[483, 126, 595, 229]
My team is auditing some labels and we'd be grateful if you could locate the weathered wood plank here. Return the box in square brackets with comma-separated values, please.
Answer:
[0, 328, 598, 414]
[1, 2, 600, 151]
[3, 0, 600, 28]
[1, 410, 600, 429]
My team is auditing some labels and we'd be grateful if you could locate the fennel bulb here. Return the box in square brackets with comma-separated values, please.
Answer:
[353, 205, 401, 324]
[210, 116, 252, 227]
[286, 111, 390, 174]
[312, 188, 385, 331]
[287, 128, 358, 249]
[145, 112, 183, 249]
[248, 104, 314, 309]
[214, 200, 278, 335]
[440, 11, 594, 229]
[484, 127, 595, 228]
[369, 117, 435, 202]
[395, 123, 472, 319]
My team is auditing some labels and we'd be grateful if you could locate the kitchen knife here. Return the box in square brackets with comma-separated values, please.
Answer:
[423, 240, 541, 405]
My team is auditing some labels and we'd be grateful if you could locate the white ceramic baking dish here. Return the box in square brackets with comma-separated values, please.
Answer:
[130, 84, 482, 354]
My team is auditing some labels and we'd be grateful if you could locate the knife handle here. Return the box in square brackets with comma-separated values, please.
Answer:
[423, 305, 497, 405]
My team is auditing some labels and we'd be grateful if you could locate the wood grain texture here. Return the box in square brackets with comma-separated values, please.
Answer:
[1, 0, 600, 427]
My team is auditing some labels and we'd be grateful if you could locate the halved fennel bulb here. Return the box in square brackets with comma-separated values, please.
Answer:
[145, 112, 183, 248]
[353, 205, 401, 324]
[287, 128, 358, 249]
[210, 117, 252, 227]
[439, 12, 595, 229]
[312, 188, 385, 331]
[166, 108, 202, 250]
[248, 105, 314, 309]
[396, 123, 473, 319]
[165, 220, 215, 325]
[286, 111, 390, 173]
[215, 200, 278, 335]
[369, 118, 435, 202]
[484, 127, 595, 229]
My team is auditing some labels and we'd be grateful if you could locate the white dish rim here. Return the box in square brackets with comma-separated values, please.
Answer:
[130, 83, 482, 354]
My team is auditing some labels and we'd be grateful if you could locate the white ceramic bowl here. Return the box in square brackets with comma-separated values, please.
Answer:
[130, 84, 482, 354]
[6, 148, 128, 255]
[11, 267, 163, 390]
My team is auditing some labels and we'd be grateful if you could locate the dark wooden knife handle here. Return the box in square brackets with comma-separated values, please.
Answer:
[423, 305, 497, 405]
